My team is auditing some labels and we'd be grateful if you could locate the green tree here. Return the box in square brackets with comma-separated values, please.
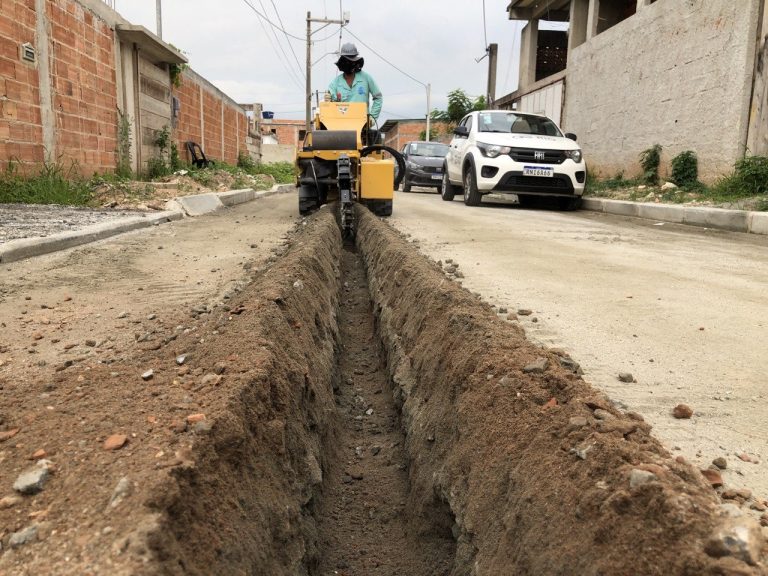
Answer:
[431, 89, 486, 123]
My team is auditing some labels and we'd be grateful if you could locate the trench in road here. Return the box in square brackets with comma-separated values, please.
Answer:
[310, 241, 455, 575]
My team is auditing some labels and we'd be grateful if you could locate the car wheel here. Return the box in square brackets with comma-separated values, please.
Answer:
[441, 170, 458, 201]
[462, 165, 481, 206]
[558, 196, 582, 211]
[402, 175, 411, 192]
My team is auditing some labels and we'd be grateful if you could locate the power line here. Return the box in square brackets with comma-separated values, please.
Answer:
[269, 0, 304, 75]
[240, 0, 303, 40]
[241, 0, 303, 89]
[344, 27, 426, 88]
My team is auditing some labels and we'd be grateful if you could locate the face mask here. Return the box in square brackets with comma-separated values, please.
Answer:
[338, 58, 363, 74]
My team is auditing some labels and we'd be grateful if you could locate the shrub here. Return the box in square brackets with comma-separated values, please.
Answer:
[0, 161, 92, 205]
[639, 144, 662, 185]
[713, 155, 768, 197]
[671, 151, 698, 187]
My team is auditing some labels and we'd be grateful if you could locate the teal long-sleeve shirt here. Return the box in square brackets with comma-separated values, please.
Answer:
[328, 71, 383, 120]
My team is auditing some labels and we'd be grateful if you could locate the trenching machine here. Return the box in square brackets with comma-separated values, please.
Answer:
[296, 102, 405, 236]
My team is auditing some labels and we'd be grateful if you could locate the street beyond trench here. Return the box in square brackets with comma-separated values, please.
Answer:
[389, 189, 768, 503]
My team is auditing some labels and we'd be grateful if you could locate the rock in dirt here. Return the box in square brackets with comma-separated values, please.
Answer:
[760, 513, 768, 527]
[517, 308, 533, 316]
[618, 372, 634, 383]
[187, 413, 206, 424]
[522, 357, 549, 374]
[103, 434, 128, 451]
[0, 494, 23, 508]
[705, 517, 762, 565]
[713, 457, 728, 470]
[701, 468, 724, 487]
[13, 460, 54, 494]
[108, 477, 131, 509]
[0, 428, 20, 442]
[175, 354, 187, 365]
[9, 525, 38, 548]
[629, 469, 658, 488]
[141, 369, 154, 381]
[672, 404, 694, 419]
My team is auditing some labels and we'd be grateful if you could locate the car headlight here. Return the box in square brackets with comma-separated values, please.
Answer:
[477, 142, 511, 158]
[406, 161, 420, 170]
[565, 149, 583, 163]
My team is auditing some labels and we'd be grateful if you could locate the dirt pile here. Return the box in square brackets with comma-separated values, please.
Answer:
[0, 200, 766, 575]
[356, 205, 766, 575]
[0, 208, 341, 575]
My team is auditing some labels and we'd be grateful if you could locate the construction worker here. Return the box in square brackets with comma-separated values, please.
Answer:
[328, 43, 383, 122]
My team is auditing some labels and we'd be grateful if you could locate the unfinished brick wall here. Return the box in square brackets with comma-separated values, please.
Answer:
[0, 0, 45, 168]
[173, 69, 249, 166]
[1, 0, 252, 176]
[383, 121, 451, 151]
[48, 0, 117, 174]
[0, 0, 116, 174]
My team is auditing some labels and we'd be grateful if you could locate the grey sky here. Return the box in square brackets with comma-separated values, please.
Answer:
[114, 1, 531, 122]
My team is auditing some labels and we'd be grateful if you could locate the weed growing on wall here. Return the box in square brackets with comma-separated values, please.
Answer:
[713, 155, 768, 198]
[671, 151, 698, 188]
[0, 161, 92, 205]
[639, 144, 662, 185]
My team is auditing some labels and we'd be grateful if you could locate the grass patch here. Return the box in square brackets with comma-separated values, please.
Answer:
[585, 170, 642, 196]
[0, 162, 93, 205]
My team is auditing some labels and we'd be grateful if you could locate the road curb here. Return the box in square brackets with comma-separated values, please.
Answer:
[0, 184, 296, 264]
[582, 197, 767, 235]
[0, 210, 184, 264]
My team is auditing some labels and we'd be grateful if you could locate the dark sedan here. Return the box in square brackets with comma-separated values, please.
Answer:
[400, 141, 450, 192]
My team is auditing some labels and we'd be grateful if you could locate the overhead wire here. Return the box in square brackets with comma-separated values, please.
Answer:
[241, 0, 304, 89]
[240, 0, 304, 40]
[343, 27, 426, 87]
[269, 0, 304, 76]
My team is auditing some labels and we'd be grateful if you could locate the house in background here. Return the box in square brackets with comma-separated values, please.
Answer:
[380, 119, 452, 152]
[498, 0, 768, 182]
[259, 117, 305, 163]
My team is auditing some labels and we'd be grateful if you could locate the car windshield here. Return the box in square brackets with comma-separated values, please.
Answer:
[477, 112, 562, 137]
[409, 142, 450, 157]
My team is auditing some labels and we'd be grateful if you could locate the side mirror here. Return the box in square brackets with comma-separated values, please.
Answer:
[565, 132, 577, 141]
[454, 126, 469, 137]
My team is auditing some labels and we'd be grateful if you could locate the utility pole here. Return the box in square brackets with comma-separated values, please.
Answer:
[425, 83, 431, 142]
[486, 43, 498, 108]
[306, 11, 349, 132]
[156, 0, 162, 39]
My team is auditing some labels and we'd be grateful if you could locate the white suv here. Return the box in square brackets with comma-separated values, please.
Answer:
[442, 110, 586, 210]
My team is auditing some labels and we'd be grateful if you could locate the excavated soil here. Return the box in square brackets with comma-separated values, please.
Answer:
[0, 203, 765, 575]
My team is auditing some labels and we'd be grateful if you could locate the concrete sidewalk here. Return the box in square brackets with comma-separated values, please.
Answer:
[0, 184, 295, 264]
[582, 197, 768, 235]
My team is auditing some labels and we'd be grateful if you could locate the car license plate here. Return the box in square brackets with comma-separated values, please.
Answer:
[431, 174, 442, 180]
[523, 165, 553, 177]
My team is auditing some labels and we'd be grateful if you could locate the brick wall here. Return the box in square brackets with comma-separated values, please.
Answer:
[48, 0, 117, 173]
[173, 68, 249, 166]
[1, 0, 253, 175]
[261, 120, 305, 146]
[383, 121, 451, 152]
[0, 0, 45, 168]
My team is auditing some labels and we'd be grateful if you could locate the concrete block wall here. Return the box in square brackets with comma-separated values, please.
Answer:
[563, 0, 762, 183]
[0, 0, 44, 167]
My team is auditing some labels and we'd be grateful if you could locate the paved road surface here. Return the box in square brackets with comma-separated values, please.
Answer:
[389, 188, 768, 501]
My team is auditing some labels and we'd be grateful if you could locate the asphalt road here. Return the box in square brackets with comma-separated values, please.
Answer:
[389, 188, 768, 502]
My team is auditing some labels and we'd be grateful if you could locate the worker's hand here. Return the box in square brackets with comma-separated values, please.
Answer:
[368, 117, 376, 128]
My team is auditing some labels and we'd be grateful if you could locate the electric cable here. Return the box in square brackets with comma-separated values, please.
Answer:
[240, 0, 303, 40]
[243, 0, 303, 89]
[343, 28, 426, 87]
[269, 0, 304, 76]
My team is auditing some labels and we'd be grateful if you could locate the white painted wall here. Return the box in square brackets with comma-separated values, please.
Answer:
[563, 0, 763, 182]
[261, 144, 295, 164]
[519, 80, 564, 126]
